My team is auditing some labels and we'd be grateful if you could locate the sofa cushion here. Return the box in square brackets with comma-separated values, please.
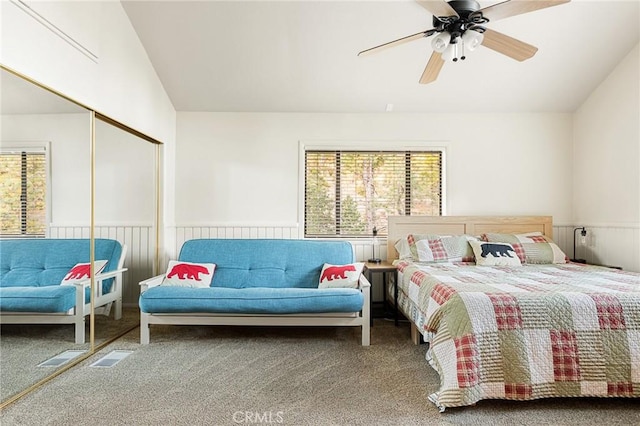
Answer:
[177, 239, 354, 289]
[0, 285, 77, 312]
[139, 286, 364, 314]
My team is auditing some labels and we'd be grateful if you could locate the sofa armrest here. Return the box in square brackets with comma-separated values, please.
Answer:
[139, 274, 165, 292]
[357, 274, 371, 290]
[96, 268, 128, 284]
[69, 268, 128, 287]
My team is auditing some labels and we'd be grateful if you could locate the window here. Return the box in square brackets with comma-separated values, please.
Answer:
[0, 145, 49, 237]
[304, 149, 443, 237]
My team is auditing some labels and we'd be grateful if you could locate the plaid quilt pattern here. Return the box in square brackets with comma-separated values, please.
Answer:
[455, 334, 479, 387]
[394, 261, 640, 409]
[550, 330, 581, 381]
[428, 239, 448, 261]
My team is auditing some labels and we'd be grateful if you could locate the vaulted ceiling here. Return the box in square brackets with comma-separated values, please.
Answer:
[121, 1, 638, 113]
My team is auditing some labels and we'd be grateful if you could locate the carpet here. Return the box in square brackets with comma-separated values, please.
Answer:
[0, 307, 140, 401]
[1, 320, 638, 425]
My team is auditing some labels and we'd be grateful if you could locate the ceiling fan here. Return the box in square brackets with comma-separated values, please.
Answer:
[358, 0, 571, 84]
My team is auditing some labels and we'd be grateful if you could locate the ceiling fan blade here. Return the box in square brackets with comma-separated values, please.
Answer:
[481, 28, 538, 61]
[416, 1, 459, 19]
[419, 51, 445, 84]
[358, 30, 434, 57]
[479, 0, 571, 23]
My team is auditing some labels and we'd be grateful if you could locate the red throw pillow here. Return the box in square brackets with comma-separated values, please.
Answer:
[318, 263, 364, 289]
[60, 260, 108, 285]
[161, 261, 216, 288]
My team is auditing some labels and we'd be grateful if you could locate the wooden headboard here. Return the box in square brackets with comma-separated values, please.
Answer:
[386, 216, 553, 262]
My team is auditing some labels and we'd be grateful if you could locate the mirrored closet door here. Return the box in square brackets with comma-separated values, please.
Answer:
[0, 66, 162, 406]
[0, 67, 93, 404]
[93, 117, 159, 345]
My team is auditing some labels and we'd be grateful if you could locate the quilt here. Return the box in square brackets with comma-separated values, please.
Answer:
[394, 261, 640, 410]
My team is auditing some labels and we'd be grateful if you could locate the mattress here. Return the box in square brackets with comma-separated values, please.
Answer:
[392, 261, 640, 410]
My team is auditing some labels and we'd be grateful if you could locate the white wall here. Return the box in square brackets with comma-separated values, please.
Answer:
[573, 43, 640, 272]
[95, 119, 156, 224]
[0, 0, 175, 144]
[175, 112, 573, 227]
[1, 0, 176, 274]
[574, 44, 639, 225]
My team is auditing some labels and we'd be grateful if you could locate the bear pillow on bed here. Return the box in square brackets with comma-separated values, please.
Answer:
[318, 263, 364, 289]
[482, 232, 568, 264]
[469, 240, 522, 266]
[160, 261, 216, 288]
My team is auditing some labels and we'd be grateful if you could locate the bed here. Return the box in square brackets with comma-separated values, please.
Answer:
[386, 216, 639, 410]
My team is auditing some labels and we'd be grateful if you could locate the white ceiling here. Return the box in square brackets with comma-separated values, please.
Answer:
[128, 1, 635, 113]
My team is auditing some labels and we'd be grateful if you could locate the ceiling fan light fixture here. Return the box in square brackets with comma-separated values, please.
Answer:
[461, 29, 484, 51]
[442, 43, 457, 62]
[359, 0, 571, 84]
[431, 31, 451, 53]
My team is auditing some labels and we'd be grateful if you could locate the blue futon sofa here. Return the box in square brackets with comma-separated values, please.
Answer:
[0, 238, 127, 343]
[139, 239, 371, 345]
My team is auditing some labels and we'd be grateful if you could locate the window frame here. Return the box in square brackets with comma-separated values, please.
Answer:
[0, 141, 52, 238]
[298, 141, 447, 239]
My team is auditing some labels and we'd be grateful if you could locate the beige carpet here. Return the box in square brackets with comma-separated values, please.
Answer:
[1, 320, 638, 425]
[0, 307, 140, 401]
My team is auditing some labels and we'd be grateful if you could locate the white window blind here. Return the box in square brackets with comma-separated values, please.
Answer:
[304, 150, 442, 237]
[0, 147, 47, 237]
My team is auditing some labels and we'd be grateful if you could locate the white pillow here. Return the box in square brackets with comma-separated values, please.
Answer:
[161, 260, 216, 288]
[469, 240, 521, 266]
[61, 260, 108, 285]
[318, 263, 364, 289]
[394, 238, 413, 260]
[416, 239, 435, 262]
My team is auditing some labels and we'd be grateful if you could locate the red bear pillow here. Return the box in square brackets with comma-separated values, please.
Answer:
[161, 261, 216, 288]
[318, 263, 364, 289]
[60, 260, 108, 285]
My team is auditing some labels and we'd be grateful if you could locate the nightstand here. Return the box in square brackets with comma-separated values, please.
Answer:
[363, 261, 397, 326]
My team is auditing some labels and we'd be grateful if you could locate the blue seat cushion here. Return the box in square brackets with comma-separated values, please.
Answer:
[0, 286, 77, 312]
[139, 286, 364, 314]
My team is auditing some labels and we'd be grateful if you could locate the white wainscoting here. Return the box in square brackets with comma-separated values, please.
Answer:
[553, 224, 639, 272]
[50, 223, 155, 304]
